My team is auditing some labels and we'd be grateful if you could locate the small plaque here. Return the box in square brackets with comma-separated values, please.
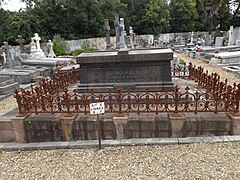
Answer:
[90, 102, 105, 115]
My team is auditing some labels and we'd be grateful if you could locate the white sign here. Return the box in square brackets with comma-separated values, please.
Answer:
[90, 102, 105, 115]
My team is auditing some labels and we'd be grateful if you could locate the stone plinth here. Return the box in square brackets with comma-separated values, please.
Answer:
[22, 57, 74, 68]
[0, 119, 15, 142]
[0, 69, 37, 84]
[60, 113, 77, 141]
[11, 114, 30, 143]
[210, 51, 240, 65]
[13, 66, 51, 77]
[226, 112, 240, 135]
[77, 48, 174, 92]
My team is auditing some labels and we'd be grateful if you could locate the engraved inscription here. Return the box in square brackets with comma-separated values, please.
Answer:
[105, 69, 140, 82]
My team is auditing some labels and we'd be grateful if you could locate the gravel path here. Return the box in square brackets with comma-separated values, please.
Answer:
[1, 142, 240, 179]
[176, 53, 240, 85]
[0, 96, 17, 116]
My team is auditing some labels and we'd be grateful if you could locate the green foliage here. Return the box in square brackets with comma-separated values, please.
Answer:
[179, 59, 186, 65]
[170, 0, 198, 32]
[52, 34, 69, 56]
[70, 47, 96, 56]
[0, 0, 238, 45]
[201, 0, 223, 34]
[215, 0, 232, 31]
[143, 0, 170, 35]
[69, 41, 96, 55]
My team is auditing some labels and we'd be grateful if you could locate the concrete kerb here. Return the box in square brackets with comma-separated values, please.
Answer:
[1, 135, 240, 151]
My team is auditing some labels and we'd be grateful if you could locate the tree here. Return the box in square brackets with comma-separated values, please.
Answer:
[143, 0, 170, 36]
[0, 9, 11, 44]
[230, 0, 240, 26]
[195, 0, 208, 31]
[120, 0, 149, 34]
[201, 0, 223, 34]
[170, 0, 198, 32]
[216, 0, 232, 31]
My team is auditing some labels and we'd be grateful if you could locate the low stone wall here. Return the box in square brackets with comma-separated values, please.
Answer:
[10, 31, 211, 58]
[2, 112, 237, 143]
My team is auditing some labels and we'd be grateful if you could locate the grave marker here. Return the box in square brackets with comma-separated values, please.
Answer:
[119, 18, 126, 49]
[114, 14, 120, 49]
[16, 35, 25, 53]
[104, 19, 111, 50]
[90, 102, 105, 149]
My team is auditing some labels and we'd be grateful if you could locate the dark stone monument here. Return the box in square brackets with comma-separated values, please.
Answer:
[16, 35, 25, 53]
[104, 19, 111, 50]
[114, 14, 120, 49]
[77, 48, 174, 92]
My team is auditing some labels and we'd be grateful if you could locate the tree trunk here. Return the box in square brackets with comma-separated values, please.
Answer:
[208, 15, 213, 35]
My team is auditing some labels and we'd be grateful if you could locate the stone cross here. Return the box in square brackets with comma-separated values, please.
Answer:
[2, 42, 11, 62]
[119, 18, 126, 49]
[228, 26, 234, 46]
[30, 33, 46, 59]
[47, 40, 56, 58]
[114, 14, 120, 49]
[16, 35, 25, 53]
[0, 47, 6, 65]
[2, 41, 16, 68]
[104, 19, 111, 50]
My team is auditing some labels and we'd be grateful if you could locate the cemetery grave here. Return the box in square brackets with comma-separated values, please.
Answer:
[3, 60, 237, 143]
[0, 17, 239, 144]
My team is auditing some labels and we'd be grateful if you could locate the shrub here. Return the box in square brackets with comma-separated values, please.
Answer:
[179, 59, 186, 65]
[52, 34, 69, 56]
[70, 47, 96, 56]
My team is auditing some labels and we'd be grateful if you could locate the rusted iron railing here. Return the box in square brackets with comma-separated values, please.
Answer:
[14, 68, 78, 113]
[14, 85, 239, 115]
[14, 64, 239, 115]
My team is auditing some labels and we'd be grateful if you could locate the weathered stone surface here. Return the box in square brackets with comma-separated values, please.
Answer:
[182, 112, 231, 137]
[127, 114, 171, 138]
[72, 115, 116, 140]
[24, 114, 62, 142]
[0, 69, 37, 84]
[0, 120, 15, 142]
[13, 66, 51, 77]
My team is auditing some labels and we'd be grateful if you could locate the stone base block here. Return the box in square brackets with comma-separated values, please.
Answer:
[0, 120, 15, 142]
[182, 113, 231, 137]
[226, 112, 240, 135]
[24, 114, 62, 142]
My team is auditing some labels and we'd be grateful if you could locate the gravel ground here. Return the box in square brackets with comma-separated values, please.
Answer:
[176, 53, 240, 85]
[1, 142, 240, 179]
[0, 96, 17, 116]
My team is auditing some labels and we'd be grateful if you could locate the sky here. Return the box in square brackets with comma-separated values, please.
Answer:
[1, 0, 26, 12]
[1, 0, 239, 13]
